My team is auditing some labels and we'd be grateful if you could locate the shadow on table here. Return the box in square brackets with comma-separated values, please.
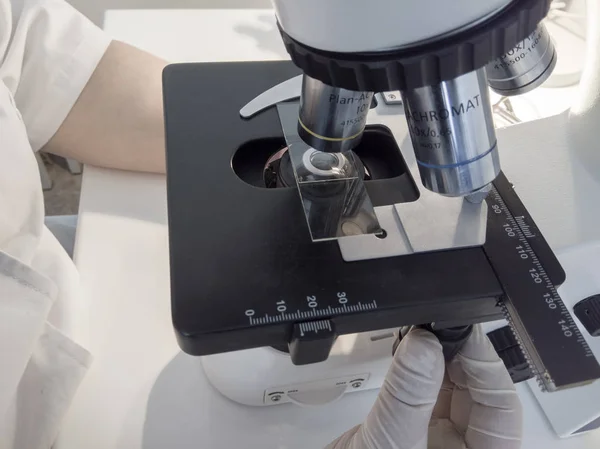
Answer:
[141, 351, 373, 449]
[233, 13, 289, 60]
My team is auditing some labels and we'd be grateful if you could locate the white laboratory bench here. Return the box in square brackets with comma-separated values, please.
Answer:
[55, 9, 599, 449]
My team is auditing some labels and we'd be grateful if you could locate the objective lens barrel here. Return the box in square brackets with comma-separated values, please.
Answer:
[298, 75, 373, 153]
[402, 67, 500, 196]
[486, 24, 557, 96]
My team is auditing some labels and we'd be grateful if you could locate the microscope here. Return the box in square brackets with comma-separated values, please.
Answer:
[162, 0, 600, 434]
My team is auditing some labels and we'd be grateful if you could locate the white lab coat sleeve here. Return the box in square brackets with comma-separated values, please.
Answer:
[0, 253, 57, 430]
[3, 0, 111, 151]
[1, 322, 92, 449]
[0, 1, 109, 446]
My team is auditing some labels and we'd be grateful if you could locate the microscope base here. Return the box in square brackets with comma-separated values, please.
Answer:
[202, 329, 395, 407]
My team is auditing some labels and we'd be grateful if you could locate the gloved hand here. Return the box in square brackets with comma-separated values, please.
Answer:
[326, 325, 522, 449]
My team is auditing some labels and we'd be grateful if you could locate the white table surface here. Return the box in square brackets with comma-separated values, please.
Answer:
[55, 9, 599, 449]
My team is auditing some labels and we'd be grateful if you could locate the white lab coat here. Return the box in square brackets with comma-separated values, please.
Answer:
[0, 1, 109, 447]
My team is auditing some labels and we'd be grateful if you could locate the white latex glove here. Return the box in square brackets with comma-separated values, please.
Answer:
[326, 325, 522, 449]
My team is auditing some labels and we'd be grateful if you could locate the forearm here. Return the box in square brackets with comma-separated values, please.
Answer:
[44, 40, 167, 174]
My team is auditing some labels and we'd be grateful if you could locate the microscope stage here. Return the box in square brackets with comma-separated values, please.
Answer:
[163, 61, 600, 390]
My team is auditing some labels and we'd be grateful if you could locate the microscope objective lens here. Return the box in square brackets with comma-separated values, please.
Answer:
[401, 67, 500, 196]
[486, 24, 557, 96]
[298, 74, 372, 153]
